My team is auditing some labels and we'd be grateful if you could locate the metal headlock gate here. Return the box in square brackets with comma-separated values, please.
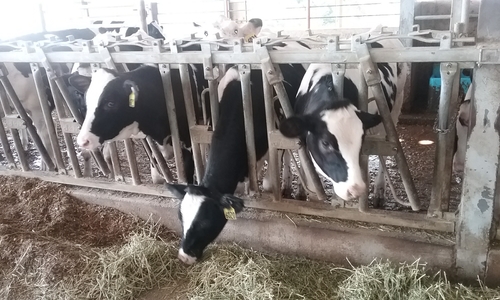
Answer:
[0, 0, 499, 280]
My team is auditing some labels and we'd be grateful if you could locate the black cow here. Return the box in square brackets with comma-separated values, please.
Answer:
[166, 41, 310, 265]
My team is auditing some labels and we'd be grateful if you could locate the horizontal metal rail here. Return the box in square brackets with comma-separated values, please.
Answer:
[0, 168, 456, 233]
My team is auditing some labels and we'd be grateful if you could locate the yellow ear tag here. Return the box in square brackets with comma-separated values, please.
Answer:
[129, 92, 135, 108]
[245, 34, 256, 43]
[223, 207, 237, 220]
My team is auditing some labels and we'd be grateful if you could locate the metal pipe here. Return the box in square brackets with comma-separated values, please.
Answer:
[107, 141, 124, 181]
[159, 64, 186, 183]
[208, 79, 219, 129]
[414, 13, 478, 21]
[0, 73, 54, 170]
[124, 138, 141, 185]
[48, 77, 79, 177]
[200, 87, 209, 125]
[138, 0, 148, 34]
[146, 136, 174, 183]
[461, 0, 471, 33]
[30, 63, 65, 172]
[429, 63, 459, 216]
[179, 63, 205, 183]
[262, 69, 280, 200]
[355, 42, 420, 211]
[53, 77, 84, 124]
[0, 85, 17, 168]
[332, 63, 346, 106]
[150, 2, 159, 23]
[358, 64, 369, 212]
[11, 129, 29, 171]
[306, 0, 311, 30]
[91, 150, 111, 176]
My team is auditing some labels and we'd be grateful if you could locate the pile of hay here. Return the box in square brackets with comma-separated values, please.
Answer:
[45, 220, 500, 300]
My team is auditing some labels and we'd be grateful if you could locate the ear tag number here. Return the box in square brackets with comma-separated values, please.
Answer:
[129, 92, 136, 108]
[223, 207, 237, 220]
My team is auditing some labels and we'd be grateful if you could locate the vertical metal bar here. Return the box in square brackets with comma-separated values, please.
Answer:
[30, 63, 65, 172]
[0, 71, 54, 170]
[107, 142, 124, 181]
[0, 86, 17, 168]
[48, 78, 80, 177]
[53, 78, 84, 124]
[138, 0, 148, 33]
[358, 65, 369, 212]
[355, 42, 420, 211]
[38, 2, 46, 32]
[146, 137, 174, 183]
[306, 0, 311, 30]
[124, 139, 141, 185]
[179, 63, 204, 183]
[399, 0, 414, 116]
[429, 63, 459, 216]
[0, 116, 16, 167]
[159, 64, 186, 183]
[224, 0, 229, 18]
[331, 63, 345, 99]
[461, 0, 471, 33]
[201, 44, 219, 130]
[450, 0, 465, 33]
[11, 129, 29, 171]
[456, 0, 499, 280]
[262, 71, 280, 200]
[239, 64, 258, 193]
[150, 2, 159, 23]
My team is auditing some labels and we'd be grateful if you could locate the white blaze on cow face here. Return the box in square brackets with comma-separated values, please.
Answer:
[76, 69, 115, 150]
[321, 106, 366, 200]
[178, 192, 204, 265]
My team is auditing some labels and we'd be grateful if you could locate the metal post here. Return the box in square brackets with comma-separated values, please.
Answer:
[306, 0, 311, 31]
[123, 139, 141, 185]
[262, 70, 280, 200]
[146, 137, 174, 183]
[429, 63, 460, 216]
[0, 67, 54, 171]
[159, 64, 186, 183]
[450, 0, 468, 34]
[456, 0, 500, 281]
[150, 2, 159, 23]
[0, 116, 16, 168]
[138, 0, 148, 33]
[239, 64, 258, 193]
[30, 63, 66, 172]
[331, 63, 345, 100]
[38, 2, 46, 32]
[47, 78, 79, 177]
[358, 65, 369, 212]
[107, 141, 124, 181]
[355, 42, 420, 211]
[399, 0, 414, 114]
[460, 0, 471, 33]
[201, 44, 219, 131]
[178, 63, 205, 183]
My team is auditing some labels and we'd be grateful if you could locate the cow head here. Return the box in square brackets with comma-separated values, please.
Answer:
[71, 68, 141, 150]
[166, 183, 244, 264]
[280, 66, 382, 200]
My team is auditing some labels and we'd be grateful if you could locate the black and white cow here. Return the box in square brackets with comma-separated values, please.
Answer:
[166, 41, 310, 265]
[279, 30, 406, 202]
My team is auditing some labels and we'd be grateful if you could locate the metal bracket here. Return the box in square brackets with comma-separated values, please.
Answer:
[98, 46, 118, 69]
[201, 44, 219, 81]
[3, 114, 26, 129]
[331, 63, 346, 99]
[326, 36, 340, 51]
[59, 118, 81, 134]
[439, 32, 453, 50]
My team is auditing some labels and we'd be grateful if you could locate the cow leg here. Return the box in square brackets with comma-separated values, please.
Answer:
[373, 156, 386, 208]
[82, 150, 92, 177]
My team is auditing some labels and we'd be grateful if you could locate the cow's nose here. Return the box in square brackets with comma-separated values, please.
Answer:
[81, 139, 90, 147]
[178, 249, 197, 265]
[348, 184, 366, 199]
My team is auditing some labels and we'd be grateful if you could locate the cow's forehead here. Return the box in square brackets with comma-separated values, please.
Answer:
[179, 192, 205, 236]
[86, 69, 116, 110]
[320, 105, 364, 148]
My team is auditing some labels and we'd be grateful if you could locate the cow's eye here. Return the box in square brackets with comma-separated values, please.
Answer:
[321, 140, 333, 150]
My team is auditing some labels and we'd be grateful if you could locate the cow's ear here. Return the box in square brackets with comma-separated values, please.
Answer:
[123, 80, 139, 107]
[193, 22, 201, 27]
[165, 183, 188, 199]
[279, 115, 314, 138]
[68, 73, 92, 94]
[220, 194, 244, 213]
[356, 111, 382, 130]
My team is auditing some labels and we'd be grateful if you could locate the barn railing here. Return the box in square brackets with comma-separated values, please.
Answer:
[0, 27, 496, 236]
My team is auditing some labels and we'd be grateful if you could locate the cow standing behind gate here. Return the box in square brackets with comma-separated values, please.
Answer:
[280, 27, 407, 204]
